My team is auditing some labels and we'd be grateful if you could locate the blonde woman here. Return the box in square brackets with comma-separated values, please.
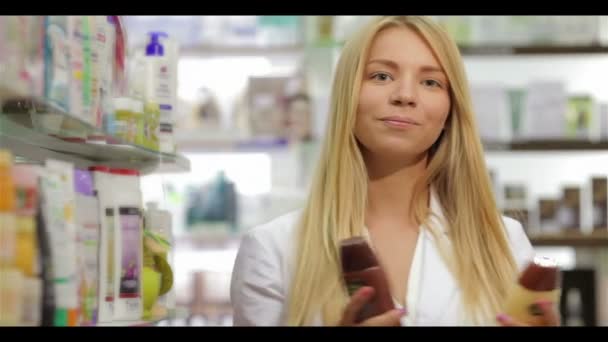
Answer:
[230, 16, 560, 326]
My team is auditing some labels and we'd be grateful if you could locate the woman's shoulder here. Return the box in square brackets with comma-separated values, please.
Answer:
[500, 215, 535, 270]
[240, 209, 303, 255]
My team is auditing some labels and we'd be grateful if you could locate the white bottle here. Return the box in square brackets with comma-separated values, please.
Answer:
[89, 166, 115, 323]
[143, 32, 176, 154]
[109, 168, 143, 321]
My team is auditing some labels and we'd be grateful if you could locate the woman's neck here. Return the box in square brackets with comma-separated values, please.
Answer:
[364, 153, 429, 230]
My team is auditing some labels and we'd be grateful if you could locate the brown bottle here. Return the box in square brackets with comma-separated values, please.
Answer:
[504, 256, 562, 325]
[340, 236, 395, 323]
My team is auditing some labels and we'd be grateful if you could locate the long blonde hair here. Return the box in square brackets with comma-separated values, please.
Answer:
[286, 16, 518, 325]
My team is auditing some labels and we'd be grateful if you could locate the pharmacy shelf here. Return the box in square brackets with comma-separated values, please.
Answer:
[483, 140, 608, 151]
[176, 131, 289, 153]
[178, 44, 304, 57]
[459, 45, 608, 56]
[529, 230, 608, 247]
[0, 87, 190, 174]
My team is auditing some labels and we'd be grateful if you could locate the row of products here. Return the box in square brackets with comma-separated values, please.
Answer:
[472, 82, 608, 142]
[180, 73, 313, 142]
[0, 149, 174, 326]
[123, 16, 302, 49]
[0, 16, 177, 153]
[435, 16, 608, 46]
[497, 175, 608, 236]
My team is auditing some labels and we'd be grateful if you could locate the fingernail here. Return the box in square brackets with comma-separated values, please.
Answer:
[535, 300, 553, 309]
[496, 313, 510, 323]
[399, 308, 408, 316]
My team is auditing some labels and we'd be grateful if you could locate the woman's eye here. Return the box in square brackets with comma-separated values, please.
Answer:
[422, 79, 442, 88]
[371, 72, 392, 82]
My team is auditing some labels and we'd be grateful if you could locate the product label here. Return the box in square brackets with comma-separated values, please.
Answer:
[119, 207, 141, 306]
[105, 208, 115, 306]
[76, 194, 100, 325]
[154, 65, 172, 104]
[344, 277, 375, 322]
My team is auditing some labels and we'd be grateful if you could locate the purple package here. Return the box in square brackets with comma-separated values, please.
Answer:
[118, 207, 141, 300]
[73, 169, 100, 325]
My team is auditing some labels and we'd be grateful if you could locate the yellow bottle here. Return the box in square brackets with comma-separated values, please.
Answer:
[0, 150, 24, 326]
[13, 165, 42, 326]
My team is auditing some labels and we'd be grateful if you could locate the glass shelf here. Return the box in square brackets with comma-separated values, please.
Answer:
[0, 86, 190, 174]
[529, 230, 608, 247]
[483, 140, 608, 151]
[459, 45, 608, 56]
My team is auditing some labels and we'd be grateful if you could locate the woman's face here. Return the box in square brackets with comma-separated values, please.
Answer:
[355, 26, 451, 161]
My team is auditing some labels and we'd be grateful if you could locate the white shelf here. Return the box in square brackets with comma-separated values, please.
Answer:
[179, 44, 304, 57]
[175, 130, 289, 153]
[96, 318, 166, 327]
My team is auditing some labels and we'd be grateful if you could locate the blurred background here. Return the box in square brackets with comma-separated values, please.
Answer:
[1, 16, 607, 327]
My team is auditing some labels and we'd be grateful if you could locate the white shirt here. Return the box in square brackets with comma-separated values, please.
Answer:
[230, 192, 535, 326]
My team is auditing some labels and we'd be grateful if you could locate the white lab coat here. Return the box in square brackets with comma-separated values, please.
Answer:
[230, 192, 535, 326]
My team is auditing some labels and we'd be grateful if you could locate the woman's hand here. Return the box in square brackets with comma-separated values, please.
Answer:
[338, 286, 406, 326]
[496, 301, 561, 326]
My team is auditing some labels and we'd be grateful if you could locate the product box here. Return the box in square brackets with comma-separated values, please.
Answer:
[590, 177, 608, 232]
[44, 16, 69, 111]
[538, 198, 561, 234]
[521, 81, 568, 140]
[503, 184, 527, 209]
[502, 184, 529, 234]
[558, 186, 583, 233]
[247, 76, 290, 138]
[566, 95, 597, 140]
[470, 84, 512, 143]
[504, 208, 530, 234]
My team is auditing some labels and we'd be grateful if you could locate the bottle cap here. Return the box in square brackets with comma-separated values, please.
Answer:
[519, 256, 561, 291]
[340, 236, 378, 273]
[146, 32, 168, 56]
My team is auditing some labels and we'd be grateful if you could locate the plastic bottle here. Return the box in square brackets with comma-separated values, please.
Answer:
[143, 32, 176, 154]
[89, 165, 114, 323]
[340, 236, 395, 323]
[44, 159, 79, 326]
[503, 256, 562, 326]
[73, 169, 100, 326]
[110, 168, 143, 321]
[13, 165, 42, 326]
[0, 150, 23, 326]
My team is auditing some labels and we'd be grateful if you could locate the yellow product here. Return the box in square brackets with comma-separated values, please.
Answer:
[0, 268, 24, 326]
[113, 97, 135, 144]
[144, 102, 160, 151]
[132, 99, 145, 147]
[0, 150, 16, 267]
[0, 150, 20, 326]
[15, 217, 37, 277]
